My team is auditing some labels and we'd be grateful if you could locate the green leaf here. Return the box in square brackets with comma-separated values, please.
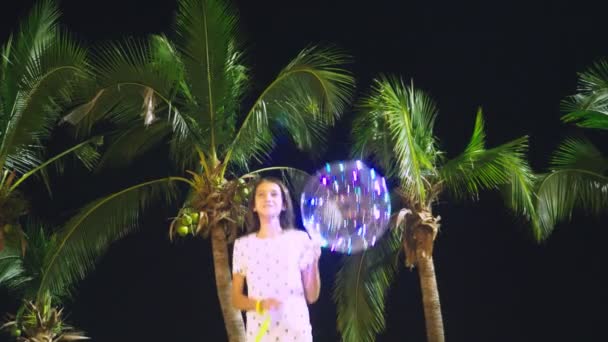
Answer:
[0, 246, 28, 291]
[561, 59, 608, 130]
[333, 223, 402, 342]
[439, 111, 532, 201]
[174, 0, 237, 105]
[356, 76, 438, 202]
[0, 222, 54, 298]
[66, 37, 182, 133]
[0, 0, 60, 114]
[351, 100, 395, 177]
[550, 138, 608, 174]
[0, 0, 88, 168]
[7, 137, 102, 195]
[562, 110, 608, 130]
[3, 146, 44, 175]
[174, 0, 239, 145]
[535, 139, 608, 240]
[224, 46, 354, 172]
[96, 121, 172, 171]
[535, 171, 608, 240]
[437, 110, 540, 238]
[36, 177, 190, 300]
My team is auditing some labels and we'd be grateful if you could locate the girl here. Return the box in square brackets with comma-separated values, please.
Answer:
[231, 177, 321, 342]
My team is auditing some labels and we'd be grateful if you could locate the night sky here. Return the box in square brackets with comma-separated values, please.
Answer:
[1, 0, 607, 341]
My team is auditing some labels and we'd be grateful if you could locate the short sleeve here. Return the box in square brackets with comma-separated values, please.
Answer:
[232, 238, 247, 276]
[298, 232, 320, 271]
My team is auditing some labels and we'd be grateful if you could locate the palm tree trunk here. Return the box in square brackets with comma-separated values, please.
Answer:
[417, 252, 445, 342]
[210, 226, 246, 341]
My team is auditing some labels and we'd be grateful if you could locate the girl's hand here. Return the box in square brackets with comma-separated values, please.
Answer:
[260, 298, 282, 311]
[308, 231, 323, 261]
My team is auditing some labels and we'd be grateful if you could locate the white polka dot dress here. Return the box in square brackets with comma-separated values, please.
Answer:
[233, 229, 317, 342]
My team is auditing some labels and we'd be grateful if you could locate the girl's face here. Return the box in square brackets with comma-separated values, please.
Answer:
[254, 181, 284, 218]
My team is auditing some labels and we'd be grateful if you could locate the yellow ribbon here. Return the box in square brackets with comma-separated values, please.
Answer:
[255, 311, 271, 342]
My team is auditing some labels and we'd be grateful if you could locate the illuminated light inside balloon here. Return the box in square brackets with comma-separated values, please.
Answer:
[300, 160, 392, 254]
[373, 205, 380, 220]
[347, 237, 352, 254]
[319, 237, 328, 247]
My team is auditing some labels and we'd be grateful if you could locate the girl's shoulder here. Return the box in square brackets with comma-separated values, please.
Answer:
[283, 228, 310, 240]
[235, 232, 256, 244]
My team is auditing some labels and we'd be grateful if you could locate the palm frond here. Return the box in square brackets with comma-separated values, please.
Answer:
[501, 154, 539, 238]
[66, 37, 182, 135]
[4, 145, 45, 175]
[224, 46, 354, 172]
[6, 137, 102, 195]
[351, 101, 396, 177]
[0, 246, 28, 291]
[0, 34, 14, 133]
[18, 223, 55, 299]
[333, 224, 402, 342]
[150, 34, 187, 95]
[36, 177, 190, 300]
[0, 222, 55, 298]
[357, 76, 438, 203]
[561, 110, 608, 130]
[96, 121, 172, 171]
[93, 39, 179, 101]
[61, 86, 118, 137]
[66, 35, 201, 170]
[437, 111, 540, 235]
[204, 43, 247, 156]
[165, 104, 216, 172]
[439, 110, 532, 200]
[551, 138, 608, 173]
[173, 0, 239, 143]
[535, 171, 608, 240]
[535, 139, 608, 240]
[168, 129, 201, 173]
[0, 1, 88, 166]
[561, 59, 608, 130]
[577, 58, 608, 92]
[0, 0, 60, 115]
[70, 137, 103, 171]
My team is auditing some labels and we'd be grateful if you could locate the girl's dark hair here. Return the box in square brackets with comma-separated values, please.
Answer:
[244, 177, 295, 233]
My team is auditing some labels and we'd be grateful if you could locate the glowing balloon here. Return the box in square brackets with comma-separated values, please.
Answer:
[300, 160, 391, 254]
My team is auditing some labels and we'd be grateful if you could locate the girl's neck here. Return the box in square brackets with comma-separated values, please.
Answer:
[257, 216, 283, 238]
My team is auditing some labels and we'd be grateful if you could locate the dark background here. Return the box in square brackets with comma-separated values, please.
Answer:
[1, 0, 607, 341]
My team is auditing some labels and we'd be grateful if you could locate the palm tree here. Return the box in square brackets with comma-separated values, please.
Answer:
[333, 76, 537, 342]
[61, 0, 354, 339]
[533, 59, 608, 240]
[0, 223, 91, 341]
[0, 0, 101, 252]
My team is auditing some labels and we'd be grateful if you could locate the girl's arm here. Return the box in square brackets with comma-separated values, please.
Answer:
[232, 274, 281, 311]
[301, 256, 321, 304]
[231, 273, 257, 311]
